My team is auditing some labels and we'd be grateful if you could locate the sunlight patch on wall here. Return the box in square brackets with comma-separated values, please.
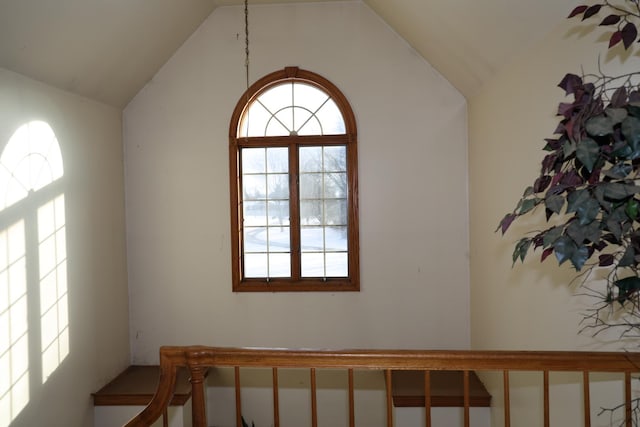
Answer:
[0, 221, 28, 427]
[0, 120, 66, 426]
[39, 195, 68, 383]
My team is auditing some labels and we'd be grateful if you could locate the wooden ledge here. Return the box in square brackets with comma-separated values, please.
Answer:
[391, 370, 491, 407]
[92, 365, 192, 406]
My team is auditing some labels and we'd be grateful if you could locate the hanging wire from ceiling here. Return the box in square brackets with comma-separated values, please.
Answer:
[244, 0, 250, 90]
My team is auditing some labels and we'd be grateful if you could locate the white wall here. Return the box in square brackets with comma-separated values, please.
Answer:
[468, 12, 640, 427]
[469, 7, 640, 353]
[124, 1, 469, 365]
[0, 68, 129, 426]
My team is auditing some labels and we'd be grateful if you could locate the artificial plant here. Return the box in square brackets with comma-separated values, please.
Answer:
[498, 0, 640, 336]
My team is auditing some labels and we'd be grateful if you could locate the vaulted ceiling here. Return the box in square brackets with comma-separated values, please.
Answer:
[0, 0, 578, 108]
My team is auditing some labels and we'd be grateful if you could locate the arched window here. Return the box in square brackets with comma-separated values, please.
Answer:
[229, 67, 359, 291]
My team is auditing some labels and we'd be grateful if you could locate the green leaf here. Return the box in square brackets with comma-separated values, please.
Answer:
[585, 115, 614, 136]
[621, 116, 640, 158]
[512, 238, 532, 266]
[628, 102, 640, 118]
[542, 226, 563, 248]
[545, 193, 564, 214]
[606, 107, 628, 124]
[626, 198, 640, 220]
[615, 276, 640, 293]
[567, 189, 591, 214]
[567, 220, 601, 244]
[576, 196, 600, 225]
[576, 137, 600, 172]
[570, 245, 589, 270]
[619, 245, 635, 267]
[562, 139, 576, 158]
[519, 198, 539, 215]
[553, 236, 577, 266]
[603, 163, 632, 179]
[602, 183, 640, 200]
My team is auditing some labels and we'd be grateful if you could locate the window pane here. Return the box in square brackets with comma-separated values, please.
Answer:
[267, 148, 288, 173]
[244, 201, 267, 226]
[324, 200, 347, 225]
[294, 83, 329, 113]
[325, 252, 348, 277]
[267, 174, 289, 200]
[244, 227, 268, 253]
[267, 201, 289, 226]
[295, 109, 322, 136]
[301, 253, 324, 277]
[326, 226, 348, 251]
[241, 102, 271, 137]
[316, 99, 345, 134]
[243, 175, 266, 200]
[268, 227, 290, 253]
[323, 146, 346, 172]
[269, 253, 291, 277]
[242, 148, 266, 174]
[301, 227, 324, 253]
[272, 108, 294, 135]
[300, 147, 322, 172]
[324, 173, 347, 199]
[300, 200, 322, 226]
[259, 84, 293, 115]
[299, 174, 322, 199]
[244, 254, 267, 278]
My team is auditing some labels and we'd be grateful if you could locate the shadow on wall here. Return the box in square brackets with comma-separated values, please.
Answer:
[0, 121, 69, 427]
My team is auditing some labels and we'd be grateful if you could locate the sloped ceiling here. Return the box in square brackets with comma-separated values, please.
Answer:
[0, 0, 578, 108]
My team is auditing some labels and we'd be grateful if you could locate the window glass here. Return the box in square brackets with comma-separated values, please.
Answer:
[230, 67, 358, 291]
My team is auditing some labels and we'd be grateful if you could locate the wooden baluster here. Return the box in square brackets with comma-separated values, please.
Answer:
[189, 366, 207, 427]
[503, 370, 510, 427]
[583, 371, 590, 427]
[348, 369, 355, 427]
[385, 369, 393, 427]
[235, 367, 242, 427]
[310, 368, 318, 427]
[424, 371, 431, 427]
[543, 370, 550, 427]
[463, 370, 470, 427]
[625, 371, 632, 427]
[273, 368, 280, 427]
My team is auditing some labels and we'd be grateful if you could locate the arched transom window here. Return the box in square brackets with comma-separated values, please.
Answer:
[229, 67, 359, 292]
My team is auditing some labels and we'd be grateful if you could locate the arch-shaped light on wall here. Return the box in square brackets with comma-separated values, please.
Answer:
[0, 120, 67, 427]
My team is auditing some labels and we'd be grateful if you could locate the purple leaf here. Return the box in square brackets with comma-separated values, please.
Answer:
[600, 14, 621, 26]
[583, 4, 602, 20]
[558, 102, 575, 118]
[497, 213, 517, 234]
[621, 22, 638, 49]
[609, 30, 623, 48]
[542, 154, 558, 173]
[551, 172, 565, 187]
[541, 247, 554, 262]
[561, 170, 584, 187]
[599, 253, 615, 267]
[568, 5, 588, 18]
[534, 175, 552, 193]
[558, 73, 583, 95]
[611, 86, 628, 108]
[630, 90, 640, 103]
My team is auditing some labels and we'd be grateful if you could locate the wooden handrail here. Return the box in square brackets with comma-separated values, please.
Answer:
[124, 346, 640, 427]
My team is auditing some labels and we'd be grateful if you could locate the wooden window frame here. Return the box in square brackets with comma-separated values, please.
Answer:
[229, 67, 359, 292]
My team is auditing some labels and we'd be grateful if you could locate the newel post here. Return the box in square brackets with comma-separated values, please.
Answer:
[189, 365, 207, 427]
